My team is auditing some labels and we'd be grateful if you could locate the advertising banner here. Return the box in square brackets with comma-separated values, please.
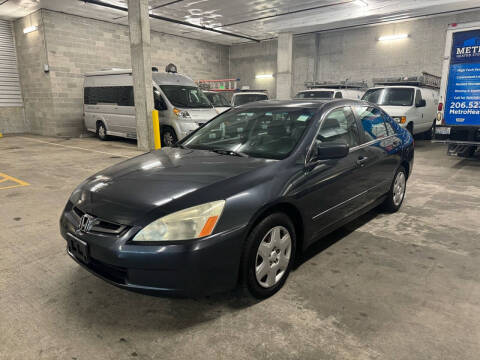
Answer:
[444, 29, 480, 126]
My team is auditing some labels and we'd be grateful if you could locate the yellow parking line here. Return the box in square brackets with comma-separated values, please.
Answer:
[0, 172, 30, 190]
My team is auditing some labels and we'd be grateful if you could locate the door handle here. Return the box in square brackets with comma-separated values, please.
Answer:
[356, 156, 368, 167]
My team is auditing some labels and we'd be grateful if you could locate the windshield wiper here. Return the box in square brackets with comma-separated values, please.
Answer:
[211, 148, 248, 158]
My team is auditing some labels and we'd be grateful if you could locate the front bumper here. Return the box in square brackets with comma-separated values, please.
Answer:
[60, 207, 247, 297]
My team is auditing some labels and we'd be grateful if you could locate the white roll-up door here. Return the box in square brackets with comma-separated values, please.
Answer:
[0, 20, 22, 107]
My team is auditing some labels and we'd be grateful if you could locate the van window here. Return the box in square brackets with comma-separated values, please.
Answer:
[334, 92, 343, 99]
[160, 85, 211, 109]
[355, 106, 388, 141]
[295, 91, 334, 99]
[154, 88, 167, 111]
[233, 93, 268, 106]
[415, 90, 424, 107]
[362, 88, 414, 106]
[206, 92, 230, 107]
[84, 86, 134, 106]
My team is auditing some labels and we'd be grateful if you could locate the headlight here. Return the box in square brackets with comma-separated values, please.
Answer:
[393, 116, 406, 124]
[173, 108, 191, 120]
[132, 200, 225, 242]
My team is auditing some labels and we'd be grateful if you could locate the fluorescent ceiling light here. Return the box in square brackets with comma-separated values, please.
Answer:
[378, 34, 409, 41]
[353, 0, 368, 7]
[256, 74, 273, 79]
[23, 25, 38, 34]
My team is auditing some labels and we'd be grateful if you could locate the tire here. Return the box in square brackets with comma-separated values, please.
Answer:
[424, 122, 434, 140]
[406, 123, 414, 136]
[458, 146, 476, 158]
[96, 121, 109, 141]
[161, 127, 177, 147]
[240, 213, 296, 299]
[382, 166, 407, 213]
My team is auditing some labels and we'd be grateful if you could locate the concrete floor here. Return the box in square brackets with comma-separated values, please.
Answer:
[1, 135, 480, 360]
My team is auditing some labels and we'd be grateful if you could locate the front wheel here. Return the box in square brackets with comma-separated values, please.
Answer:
[240, 213, 296, 299]
[161, 127, 177, 147]
[97, 121, 109, 141]
[382, 166, 407, 213]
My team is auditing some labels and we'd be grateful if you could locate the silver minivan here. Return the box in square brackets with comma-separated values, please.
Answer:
[84, 66, 217, 146]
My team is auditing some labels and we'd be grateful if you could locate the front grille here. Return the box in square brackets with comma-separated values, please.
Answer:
[73, 207, 127, 235]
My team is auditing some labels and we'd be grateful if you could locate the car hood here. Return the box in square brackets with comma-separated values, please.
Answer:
[71, 147, 271, 226]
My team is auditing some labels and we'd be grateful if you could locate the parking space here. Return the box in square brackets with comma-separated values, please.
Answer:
[1, 135, 480, 359]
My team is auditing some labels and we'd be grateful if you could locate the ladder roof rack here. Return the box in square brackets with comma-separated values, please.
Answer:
[372, 72, 441, 89]
[304, 80, 368, 90]
[196, 78, 240, 92]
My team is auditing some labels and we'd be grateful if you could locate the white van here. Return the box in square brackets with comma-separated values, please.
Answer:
[295, 88, 364, 100]
[83, 65, 217, 146]
[362, 75, 440, 137]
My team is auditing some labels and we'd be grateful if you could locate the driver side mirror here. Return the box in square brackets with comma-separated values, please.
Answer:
[311, 142, 350, 162]
[416, 99, 426, 108]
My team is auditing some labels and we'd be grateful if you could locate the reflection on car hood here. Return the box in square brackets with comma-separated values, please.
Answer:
[72, 147, 270, 226]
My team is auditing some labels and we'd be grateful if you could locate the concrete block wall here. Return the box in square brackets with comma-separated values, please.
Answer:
[0, 107, 26, 134]
[230, 9, 480, 98]
[14, 9, 229, 137]
[229, 40, 277, 98]
[13, 12, 53, 135]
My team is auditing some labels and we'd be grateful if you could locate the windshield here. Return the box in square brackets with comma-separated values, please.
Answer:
[181, 107, 316, 160]
[362, 88, 414, 106]
[234, 93, 268, 106]
[206, 92, 231, 107]
[295, 91, 334, 99]
[160, 85, 212, 108]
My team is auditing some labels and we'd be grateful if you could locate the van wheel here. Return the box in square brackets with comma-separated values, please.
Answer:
[161, 127, 177, 147]
[381, 166, 407, 213]
[97, 122, 109, 141]
[424, 121, 435, 140]
[240, 213, 296, 299]
[406, 123, 414, 136]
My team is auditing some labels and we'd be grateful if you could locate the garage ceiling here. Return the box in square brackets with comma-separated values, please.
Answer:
[1, 0, 479, 44]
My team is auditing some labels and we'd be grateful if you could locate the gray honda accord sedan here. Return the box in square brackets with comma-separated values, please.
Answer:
[60, 99, 414, 298]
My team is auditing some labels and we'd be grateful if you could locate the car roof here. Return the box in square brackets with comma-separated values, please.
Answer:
[235, 99, 366, 109]
[234, 92, 268, 96]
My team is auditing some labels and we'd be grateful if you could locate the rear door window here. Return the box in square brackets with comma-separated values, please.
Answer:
[355, 106, 389, 142]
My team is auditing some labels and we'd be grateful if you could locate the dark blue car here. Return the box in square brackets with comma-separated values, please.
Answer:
[60, 99, 414, 299]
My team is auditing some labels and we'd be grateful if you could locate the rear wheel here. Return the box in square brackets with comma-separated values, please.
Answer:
[240, 213, 296, 299]
[424, 121, 435, 140]
[382, 166, 407, 213]
[96, 121, 109, 141]
[161, 127, 177, 147]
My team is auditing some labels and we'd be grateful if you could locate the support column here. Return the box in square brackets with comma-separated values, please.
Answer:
[276, 32, 293, 100]
[128, 0, 154, 151]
